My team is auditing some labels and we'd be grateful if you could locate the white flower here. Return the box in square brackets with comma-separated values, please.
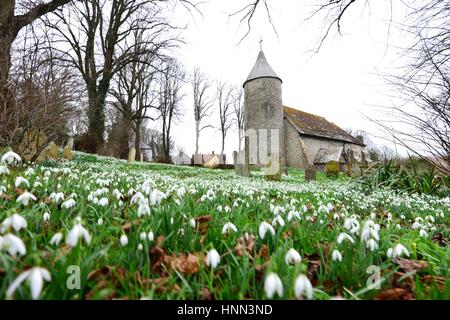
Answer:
[1, 151, 21, 165]
[15, 176, 29, 188]
[366, 239, 378, 251]
[387, 244, 410, 258]
[264, 272, 283, 299]
[148, 231, 154, 241]
[120, 234, 128, 246]
[97, 218, 103, 225]
[287, 210, 301, 221]
[140, 232, 147, 241]
[66, 223, 91, 247]
[337, 232, 354, 245]
[189, 218, 196, 228]
[294, 274, 314, 300]
[150, 189, 166, 206]
[419, 229, 428, 238]
[137, 203, 150, 217]
[206, 249, 220, 268]
[332, 249, 342, 262]
[0, 233, 26, 256]
[61, 199, 76, 209]
[222, 222, 238, 234]
[259, 221, 276, 239]
[49, 192, 64, 203]
[2, 214, 27, 232]
[285, 248, 302, 265]
[6, 267, 51, 300]
[0, 165, 10, 175]
[16, 191, 36, 206]
[43, 212, 50, 222]
[49, 232, 63, 246]
[138, 243, 143, 251]
[272, 215, 285, 227]
[97, 197, 109, 207]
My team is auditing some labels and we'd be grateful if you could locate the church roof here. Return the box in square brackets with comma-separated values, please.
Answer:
[243, 50, 282, 87]
[284, 106, 365, 146]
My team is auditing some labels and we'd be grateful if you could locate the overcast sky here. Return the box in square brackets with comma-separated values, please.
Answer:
[160, 0, 412, 160]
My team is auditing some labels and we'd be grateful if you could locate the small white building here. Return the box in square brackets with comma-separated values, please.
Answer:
[129, 141, 153, 162]
[172, 152, 191, 165]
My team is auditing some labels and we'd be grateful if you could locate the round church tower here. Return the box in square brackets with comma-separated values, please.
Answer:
[243, 50, 284, 177]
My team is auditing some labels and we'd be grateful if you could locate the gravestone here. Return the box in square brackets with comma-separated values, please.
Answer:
[67, 137, 74, 149]
[263, 154, 281, 181]
[47, 142, 58, 159]
[63, 145, 73, 161]
[140, 153, 144, 162]
[326, 160, 339, 178]
[18, 129, 48, 163]
[128, 147, 136, 163]
[305, 166, 317, 181]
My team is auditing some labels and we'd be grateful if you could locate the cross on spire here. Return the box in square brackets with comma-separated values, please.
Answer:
[259, 37, 263, 51]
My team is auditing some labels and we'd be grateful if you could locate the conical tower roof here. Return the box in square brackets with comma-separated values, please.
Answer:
[243, 50, 282, 87]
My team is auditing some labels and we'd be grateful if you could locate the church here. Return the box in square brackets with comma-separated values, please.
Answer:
[242, 49, 368, 175]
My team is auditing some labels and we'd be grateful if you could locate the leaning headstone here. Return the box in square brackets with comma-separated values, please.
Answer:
[63, 145, 73, 161]
[18, 129, 48, 163]
[67, 137, 74, 149]
[233, 151, 241, 175]
[47, 142, 58, 159]
[305, 167, 317, 181]
[326, 160, 339, 178]
[140, 153, 144, 162]
[128, 147, 136, 163]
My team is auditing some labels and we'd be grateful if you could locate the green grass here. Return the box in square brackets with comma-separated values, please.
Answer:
[0, 151, 449, 300]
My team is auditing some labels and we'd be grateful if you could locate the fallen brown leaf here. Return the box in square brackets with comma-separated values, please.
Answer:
[375, 288, 414, 300]
[235, 234, 255, 257]
[394, 257, 428, 273]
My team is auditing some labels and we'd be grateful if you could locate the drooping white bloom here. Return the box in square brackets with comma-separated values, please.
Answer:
[137, 243, 143, 251]
[287, 210, 301, 221]
[148, 231, 154, 241]
[49, 232, 63, 246]
[419, 229, 428, 238]
[137, 203, 150, 217]
[1, 151, 21, 165]
[387, 243, 410, 258]
[120, 234, 128, 246]
[150, 189, 166, 206]
[66, 223, 91, 247]
[0, 165, 10, 175]
[222, 222, 238, 234]
[366, 239, 378, 251]
[97, 218, 103, 225]
[285, 248, 302, 265]
[337, 232, 355, 245]
[272, 215, 285, 227]
[140, 232, 147, 241]
[15, 176, 29, 188]
[189, 219, 196, 228]
[264, 272, 283, 299]
[294, 274, 314, 300]
[43, 212, 50, 222]
[2, 214, 27, 232]
[332, 249, 342, 262]
[97, 197, 109, 207]
[16, 191, 36, 206]
[6, 267, 51, 300]
[259, 221, 276, 239]
[206, 249, 220, 268]
[0, 233, 26, 256]
[61, 199, 76, 209]
[343, 218, 360, 234]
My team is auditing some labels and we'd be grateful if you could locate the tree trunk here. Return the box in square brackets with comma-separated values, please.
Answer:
[134, 119, 141, 161]
[238, 129, 242, 152]
[87, 77, 110, 153]
[195, 122, 199, 155]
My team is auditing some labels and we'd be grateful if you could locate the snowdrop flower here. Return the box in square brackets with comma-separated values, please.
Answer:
[97, 218, 103, 226]
[206, 249, 220, 268]
[343, 218, 360, 234]
[337, 232, 354, 244]
[43, 212, 50, 222]
[387, 244, 410, 258]
[66, 223, 91, 247]
[0, 233, 26, 256]
[264, 272, 283, 298]
[150, 189, 166, 206]
[287, 210, 301, 221]
[272, 215, 285, 227]
[1, 151, 21, 165]
[15, 176, 29, 188]
[49, 232, 63, 246]
[189, 219, 196, 228]
[16, 191, 37, 206]
[148, 231, 154, 241]
[224, 205, 231, 213]
[6, 267, 51, 300]
[222, 222, 238, 234]
[294, 274, 314, 300]
[49, 192, 64, 203]
[366, 239, 378, 251]
[285, 248, 302, 265]
[137, 243, 143, 251]
[2, 214, 27, 232]
[419, 229, 428, 238]
[259, 221, 276, 239]
[216, 205, 223, 212]
[0, 165, 10, 175]
[332, 249, 342, 262]
[140, 232, 147, 241]
[137, 203, 150, 217]
[97, 197, 109, 207]
[120, 234, 128, 246]
[61, 199, 76, 209]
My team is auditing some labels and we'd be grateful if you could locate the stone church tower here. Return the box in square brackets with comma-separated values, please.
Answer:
[243, 49, 284, 178]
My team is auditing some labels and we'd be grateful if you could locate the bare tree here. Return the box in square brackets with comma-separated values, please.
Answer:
[157, 59, 185, 162]
[216, 81, 233, 156]
[231, 86, 244, 151]
[191, 67, 214, 157]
